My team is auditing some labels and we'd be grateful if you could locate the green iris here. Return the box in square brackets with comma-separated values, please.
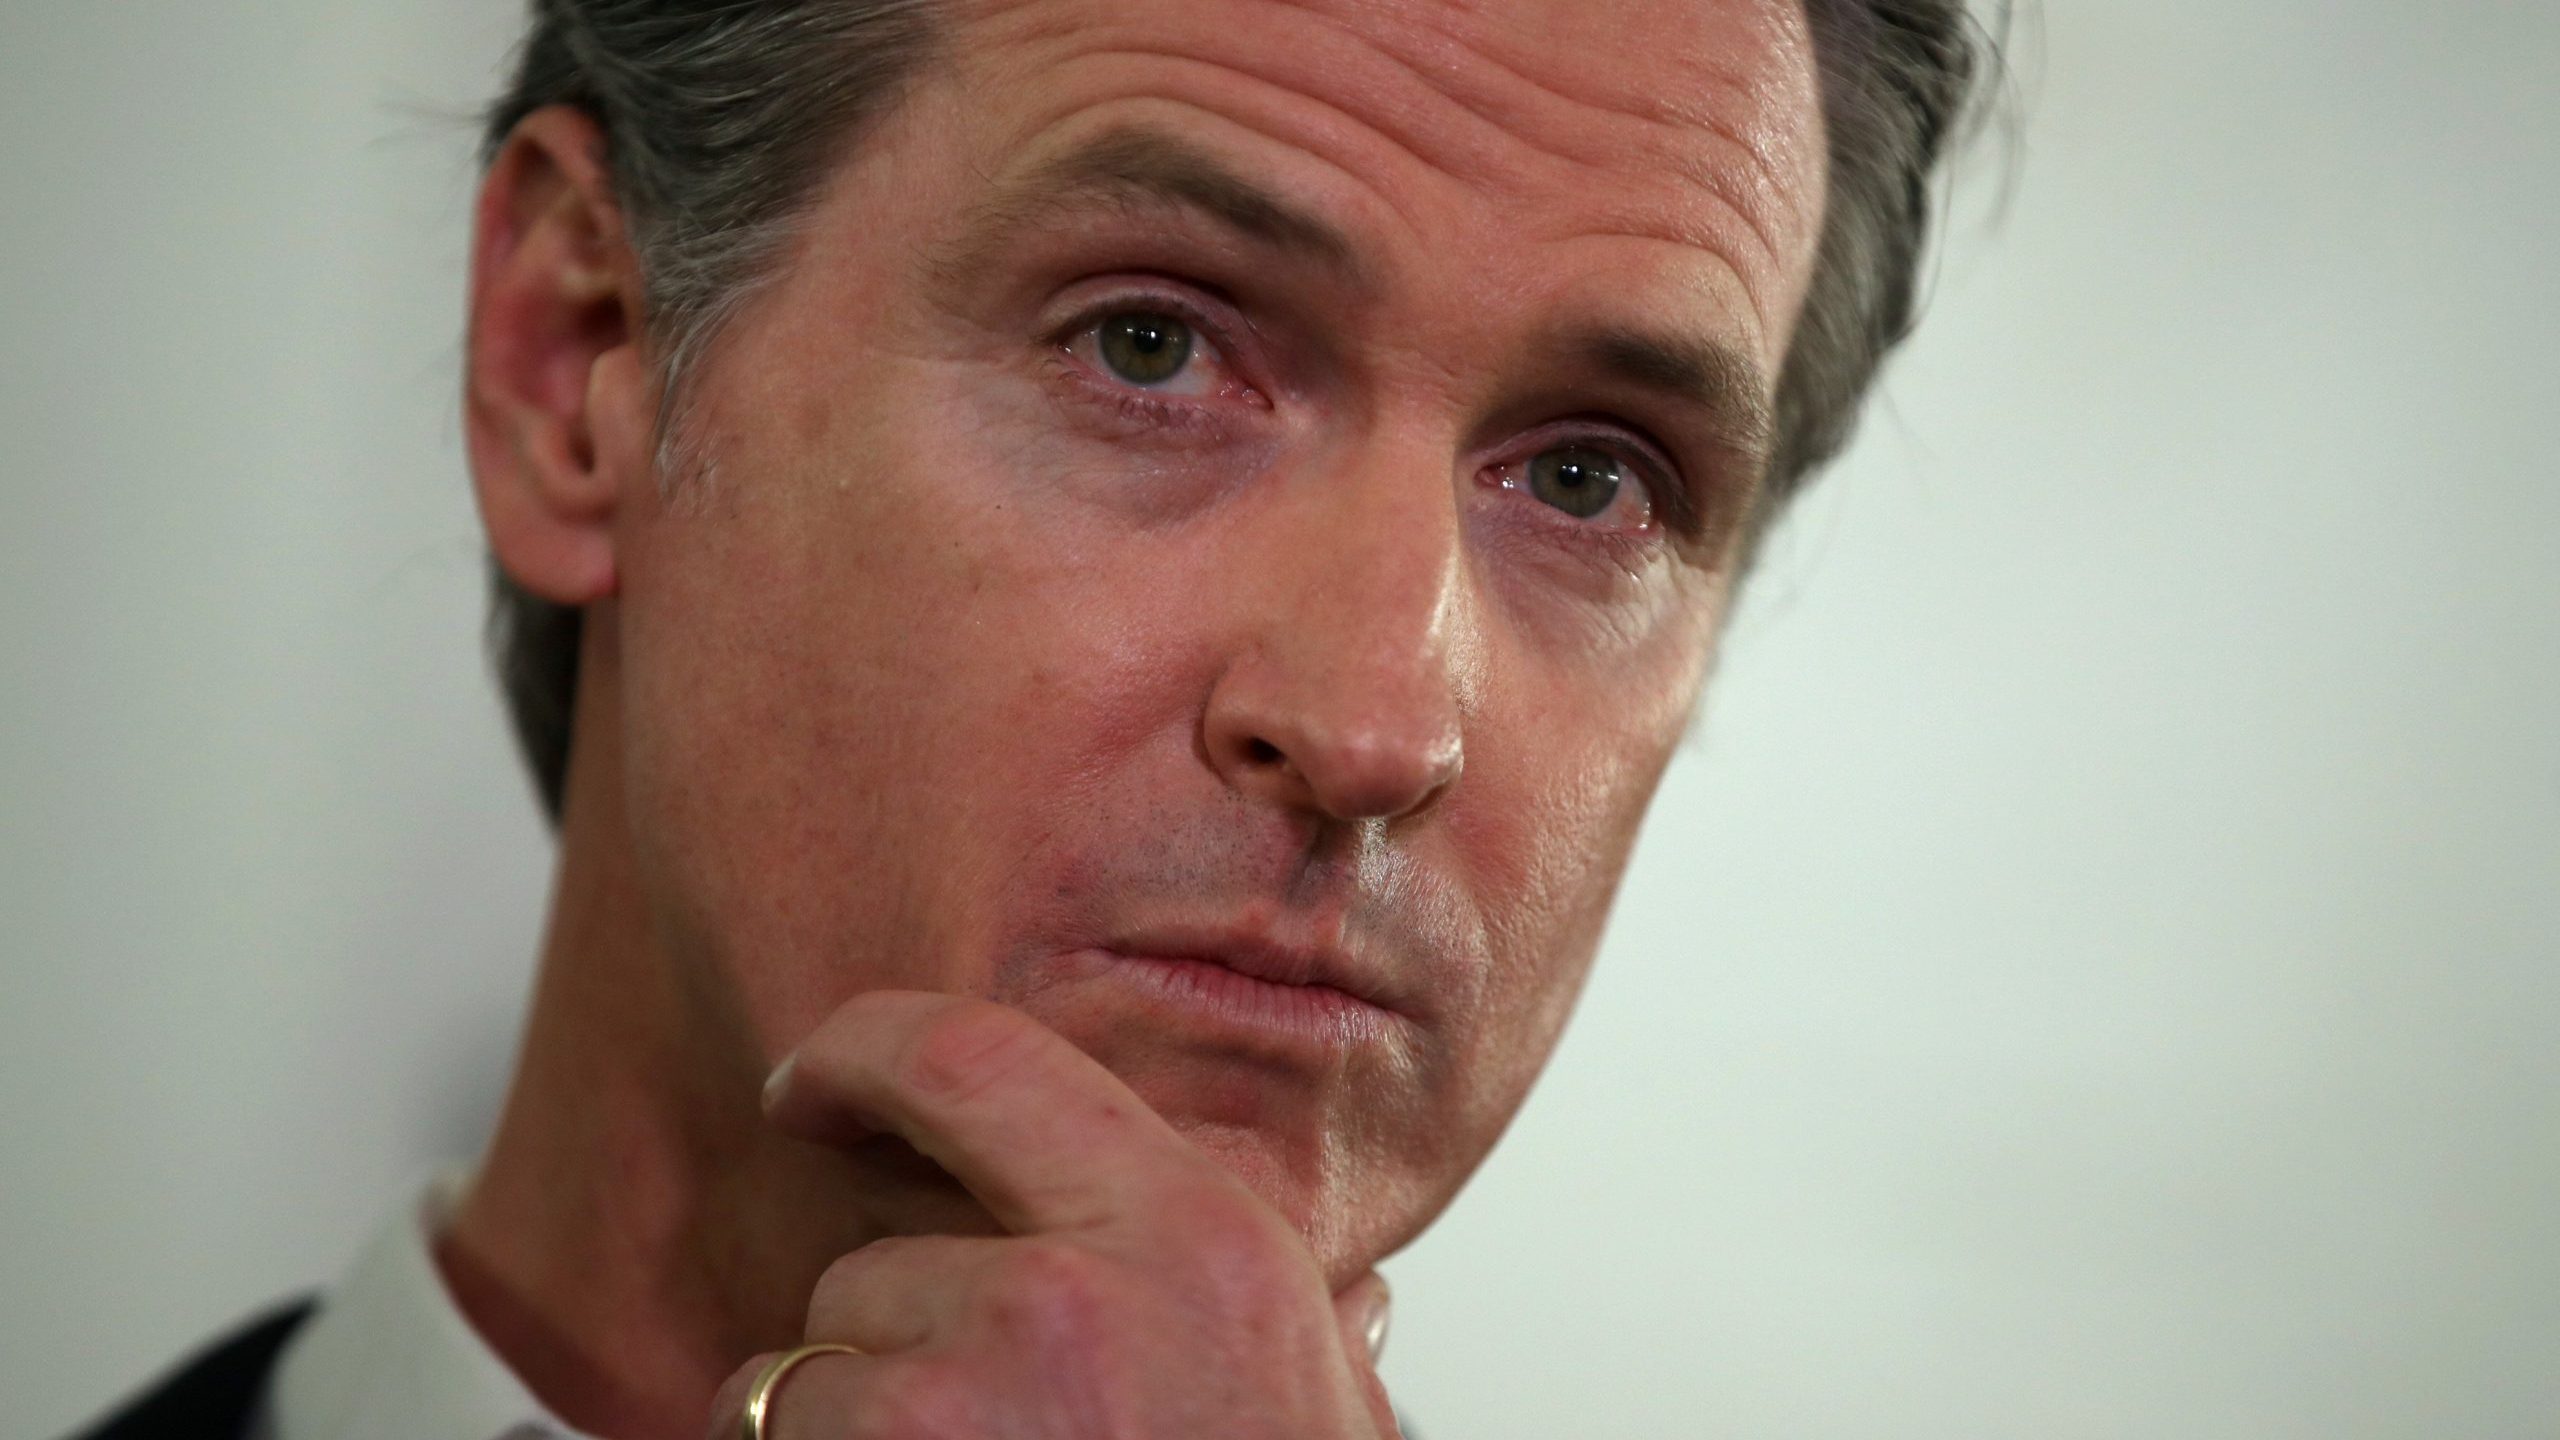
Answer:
[1097, 312, 1194, 386]
[1527, 446, 1623, 519]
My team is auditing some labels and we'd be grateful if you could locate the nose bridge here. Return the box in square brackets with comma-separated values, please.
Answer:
[1207, 433, 1474, 823]
[1281, 440, 1465, 682]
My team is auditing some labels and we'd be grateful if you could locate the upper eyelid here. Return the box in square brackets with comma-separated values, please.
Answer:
[1511, 422, 1679, 494]
[1052, 280, 1249, 360]
[1527, 412, 1674, 463]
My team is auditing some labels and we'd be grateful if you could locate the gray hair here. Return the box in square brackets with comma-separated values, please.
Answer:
[481, 0, 2004, 823]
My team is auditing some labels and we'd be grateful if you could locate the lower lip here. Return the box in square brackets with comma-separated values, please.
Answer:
[1081, 950, 1400, 1052]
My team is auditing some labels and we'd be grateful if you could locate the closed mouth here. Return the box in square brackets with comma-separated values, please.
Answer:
[1094, 947, 1401, 1049]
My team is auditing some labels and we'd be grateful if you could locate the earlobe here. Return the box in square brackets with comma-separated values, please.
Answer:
[465, 105, 650, 608]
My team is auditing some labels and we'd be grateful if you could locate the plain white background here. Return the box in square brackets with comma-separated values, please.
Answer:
[4, 3, 2554, 1436]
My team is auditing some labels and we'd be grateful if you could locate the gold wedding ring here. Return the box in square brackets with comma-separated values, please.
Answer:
[742, 1342, 866, 1440]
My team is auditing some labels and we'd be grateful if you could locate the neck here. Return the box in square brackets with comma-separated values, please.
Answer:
[436, 621, 872, 1440]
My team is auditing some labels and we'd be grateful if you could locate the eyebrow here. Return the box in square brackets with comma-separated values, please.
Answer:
[935, 125, 1367, 286]
[1573, 324, 1776, 469]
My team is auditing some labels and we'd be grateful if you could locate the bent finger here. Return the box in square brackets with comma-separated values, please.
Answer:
[767, 991, 1219, 1236]
[803, 1234, 1013, 1355]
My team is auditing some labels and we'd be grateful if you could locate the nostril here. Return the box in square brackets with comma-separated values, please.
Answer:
[1244, 737, 1284, 766]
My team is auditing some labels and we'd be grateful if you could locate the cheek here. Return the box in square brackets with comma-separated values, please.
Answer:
[1313, 700, 1689, 1268]
[1437, 621, 1709, 1116]
[1454, 769, 1638, 1089]
[610, 360, 1196, 1040]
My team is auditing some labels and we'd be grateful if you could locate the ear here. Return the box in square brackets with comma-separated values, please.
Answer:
[465, 105, 654, 607]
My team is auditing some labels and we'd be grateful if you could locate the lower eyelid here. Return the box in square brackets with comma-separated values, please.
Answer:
[1042, 352, 1243, 441]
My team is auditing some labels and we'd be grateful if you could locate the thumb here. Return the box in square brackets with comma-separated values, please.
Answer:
[1331, 1270, 1401, 1437]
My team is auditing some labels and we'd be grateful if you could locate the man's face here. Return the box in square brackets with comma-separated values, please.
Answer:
[606, 0, 1823, 1279]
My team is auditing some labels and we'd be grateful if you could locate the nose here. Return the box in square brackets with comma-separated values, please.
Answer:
[1202, 443, 1474, 825]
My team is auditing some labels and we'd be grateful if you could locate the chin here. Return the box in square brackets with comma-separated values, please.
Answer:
[1139, 1083, 1458, 1288]
[1025, 1027, 1384, 1269]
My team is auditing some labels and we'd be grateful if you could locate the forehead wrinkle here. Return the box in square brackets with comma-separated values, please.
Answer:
[1392, 11, 1802, 213]
[1131, 36, 1770, 333]
[1553, 201, 1784, 345]
[1121, 11, 1802, 340]
[980, 7, 1640, 227]
[1357, 13, 1811, 321]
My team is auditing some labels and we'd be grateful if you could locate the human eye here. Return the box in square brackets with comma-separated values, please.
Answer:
[1486, 437, 1666, 537]
[1060, 307, 1235, 400]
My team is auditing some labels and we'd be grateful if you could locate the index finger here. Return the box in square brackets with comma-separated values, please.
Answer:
[764, 990, 1230, 1236]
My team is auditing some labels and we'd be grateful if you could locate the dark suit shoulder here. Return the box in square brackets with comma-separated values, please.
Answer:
[65, 1299, 318, 1440]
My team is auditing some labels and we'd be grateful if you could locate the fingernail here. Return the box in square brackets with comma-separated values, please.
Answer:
[761, 1053, 795, 1111]
[1364, 1281, 1392, 1364]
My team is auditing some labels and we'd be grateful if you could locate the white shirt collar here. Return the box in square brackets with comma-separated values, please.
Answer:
[257, 1170, 596, 1440]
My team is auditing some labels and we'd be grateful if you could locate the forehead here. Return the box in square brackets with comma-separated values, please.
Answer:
[942, 0, 1828, 361]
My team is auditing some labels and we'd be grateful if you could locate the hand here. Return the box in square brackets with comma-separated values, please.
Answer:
[712, 990, 1401, 1439]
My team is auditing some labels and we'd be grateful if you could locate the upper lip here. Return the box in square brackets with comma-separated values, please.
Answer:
[1101, 920, 1407, 1017]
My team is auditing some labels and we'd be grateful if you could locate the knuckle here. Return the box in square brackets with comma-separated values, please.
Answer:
[1002, 1236, 1110, 1304]
[812, 1245, 874, 1303]
[854, 1358, 973, 1439]
[805, 1238, 909, 1334]
[817, 1234, 923, 1294]
[984, 1240, 1114, 1350]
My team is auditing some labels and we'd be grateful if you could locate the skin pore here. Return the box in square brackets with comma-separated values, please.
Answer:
[447, 0, 1826, 1433]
